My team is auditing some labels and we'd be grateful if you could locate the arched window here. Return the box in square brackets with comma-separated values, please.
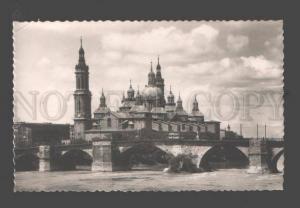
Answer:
[177, 125, 181, 132]
[78, 100, 81, 112]
[78, 77, 81, 89]
[82, 76, 85, 89]
[80, 77, 83, 89]
[75, 100, 78, 112]
[76, 77, 80, 89]
[86, 76, 89, 89]
[182, 124, 185, 131]
[107, 118, 112, 128]
[83, 75, 87, 89]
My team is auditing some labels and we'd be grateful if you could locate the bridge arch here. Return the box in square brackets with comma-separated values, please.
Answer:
[58, 149, 93, 170]
[116, 143, 172, 170]
[155, 145, 212, 168]
[15, 153, 39, 171]
[61, 148, 92, 158]
[200, 145, 249, 170]
[270, 149, 284, 173]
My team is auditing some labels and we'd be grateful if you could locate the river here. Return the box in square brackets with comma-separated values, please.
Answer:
[14, 169, 283, 191]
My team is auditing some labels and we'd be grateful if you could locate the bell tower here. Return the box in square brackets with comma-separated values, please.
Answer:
[73, 37, 92, 140]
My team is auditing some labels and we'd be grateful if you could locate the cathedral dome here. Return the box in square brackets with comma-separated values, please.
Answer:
[127, 86, 134, 93]
[142, 86, 162, 100]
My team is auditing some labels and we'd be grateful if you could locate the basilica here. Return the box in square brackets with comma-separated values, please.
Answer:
[73, 39, 220, 141]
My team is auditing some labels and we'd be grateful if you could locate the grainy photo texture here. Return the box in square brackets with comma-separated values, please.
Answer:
[13, 21, 284, 191]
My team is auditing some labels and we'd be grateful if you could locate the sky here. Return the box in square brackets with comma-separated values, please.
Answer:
[13, 21, 284, 138]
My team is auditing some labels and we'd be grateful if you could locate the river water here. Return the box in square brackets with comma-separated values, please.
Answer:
[14, 169, 283, 191]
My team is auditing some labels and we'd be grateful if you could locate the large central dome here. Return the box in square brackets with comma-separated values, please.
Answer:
[142, 86, 162, 100]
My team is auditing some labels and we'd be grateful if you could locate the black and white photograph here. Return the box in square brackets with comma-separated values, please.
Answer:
[13, 21, 284, 191]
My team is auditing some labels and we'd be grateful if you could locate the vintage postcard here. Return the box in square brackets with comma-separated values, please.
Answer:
[13, 21, 284, 191]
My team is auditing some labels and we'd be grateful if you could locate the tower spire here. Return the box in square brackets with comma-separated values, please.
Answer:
[100, 88, 106, 107]
[78, 36, 85, 64]
[122, 91, 125, 103]
[176, 91, 183, 111]
[148, 61, 156, 86]
[192, 95, 199, 112]
[127, 79, 135, 100]
[156, 55, 161, 70]
[154, 56, 164, 106]
[135, 84, 143, 105]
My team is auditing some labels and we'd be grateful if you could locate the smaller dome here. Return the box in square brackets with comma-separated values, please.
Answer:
[148, 70, 155, 78]
[142, 86, 162, 100]
[190, 111, 204, 117]
[167, 86, 174, 99]
[136, 90, 142, 98]
[168, 91, 174, 99]
[127, 80, 134, 93]
[128, 86, 134, 93]
[148, 61, 155, 76]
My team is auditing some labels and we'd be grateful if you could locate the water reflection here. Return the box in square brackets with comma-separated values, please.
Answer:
[15, 169, 283, 191]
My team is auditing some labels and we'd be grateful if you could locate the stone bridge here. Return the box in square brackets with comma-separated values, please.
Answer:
[14, 138, 284, 174]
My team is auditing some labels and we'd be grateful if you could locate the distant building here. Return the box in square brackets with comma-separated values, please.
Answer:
[13, 122, 70, 147]
[220, 125, 243, 140]
[73, 39, 220, 141]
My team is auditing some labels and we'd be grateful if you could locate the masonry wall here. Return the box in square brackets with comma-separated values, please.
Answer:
[85, 131, 113, 141]
[99, 116, 119, 129]
[206, 123, 216, 133]
[13, 123, 70, 146]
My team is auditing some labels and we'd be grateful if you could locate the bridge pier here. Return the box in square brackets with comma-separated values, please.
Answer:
[92, 140, 113, 171]
[37, 145, 54, 172]
[91, 140, 115, 171]
[247, 139, 270, 174]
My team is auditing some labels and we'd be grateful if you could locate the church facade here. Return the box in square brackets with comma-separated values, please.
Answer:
[73, 39, 220, 141]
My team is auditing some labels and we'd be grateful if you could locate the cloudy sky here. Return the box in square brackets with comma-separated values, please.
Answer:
[13, 21, 284, 138]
